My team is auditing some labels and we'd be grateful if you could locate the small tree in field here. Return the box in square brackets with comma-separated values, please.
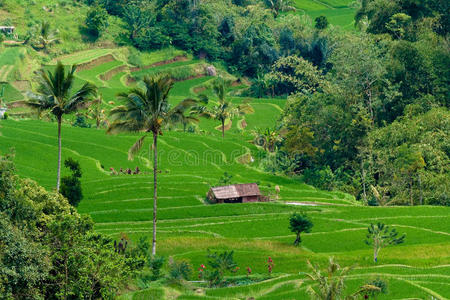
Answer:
[365, 223, 405, 262]
[289, 212, 313, 246]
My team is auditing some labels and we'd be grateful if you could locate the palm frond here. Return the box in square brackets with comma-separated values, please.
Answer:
[128, 135, 147, 160]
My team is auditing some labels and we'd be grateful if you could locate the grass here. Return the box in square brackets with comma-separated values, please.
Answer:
[0, 48, 449, 299]
[0, 82, 23, 102]
[291, 0, 356, 29]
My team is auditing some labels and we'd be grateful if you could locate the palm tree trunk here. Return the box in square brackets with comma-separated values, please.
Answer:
[152, 132, 158, 256]
[56, 115, 62, 192]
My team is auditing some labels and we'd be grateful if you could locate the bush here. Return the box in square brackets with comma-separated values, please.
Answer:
[201, 250, 238, 287]
[168, 257, 192, 282]
[85, 5, 109, 38]
[72, 115, 91, 128]
[60, 158, 83, 207]
[148, 256, 165, 281]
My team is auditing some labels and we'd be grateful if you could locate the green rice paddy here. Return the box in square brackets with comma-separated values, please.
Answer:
[0, 48, 449, 299]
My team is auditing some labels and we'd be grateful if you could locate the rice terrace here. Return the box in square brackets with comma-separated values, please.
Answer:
[0, 0, 449, 299]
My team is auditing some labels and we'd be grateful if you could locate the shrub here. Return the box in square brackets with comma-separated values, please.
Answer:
[60, 158, 83, 207]
[204, 250, 238, 287]
[168, 257, 192, 282]
[85, 5, 109, 38]
[72, 115, 91, 128]
[148, 256, 165, 281]
[365, 278, 388, 298]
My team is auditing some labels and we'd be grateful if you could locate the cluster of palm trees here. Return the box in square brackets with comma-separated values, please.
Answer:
[27, 62, 253, 255]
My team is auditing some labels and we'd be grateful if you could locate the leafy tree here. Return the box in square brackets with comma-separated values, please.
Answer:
[289, 212, 313, 246]
[230, 23, 278, 76]
[266, 56, 325, 96]
[85, 5, 109, 38]
[314, 15, 329, 30]
[365, 223, 405, 263]
[202, 77, 254, 138]
[305, 257, 380, 299]
[27, 62, 96, 192]
[107, 75, 196, 255]
[60, 158, 83, 207]
[0, 153, 130, 299]
[366, 108, 449, 206]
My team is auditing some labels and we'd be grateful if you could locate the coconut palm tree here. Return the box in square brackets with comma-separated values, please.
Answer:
[35, 21, 59, 50]
[264, 0, 296, 18]
[203, 77, 254, 138]
[170, 101, 200, 132]
[107, 75, 196, 255]
[27, 61, 97, 192]
[305, 257, 379, 299]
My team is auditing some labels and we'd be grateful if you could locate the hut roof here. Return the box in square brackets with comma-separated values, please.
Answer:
[210, 183, 260, 199]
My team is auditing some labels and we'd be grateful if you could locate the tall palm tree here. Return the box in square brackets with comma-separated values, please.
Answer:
[107, 75, 196, 255]
[27, 61, 97, 192]
[203, 77, 254, 138]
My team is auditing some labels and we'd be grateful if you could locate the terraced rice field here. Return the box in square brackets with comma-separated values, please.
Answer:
[292, 0, 356, 29]
[0, 49, 449, 299]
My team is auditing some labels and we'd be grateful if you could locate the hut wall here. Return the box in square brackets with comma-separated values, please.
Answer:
[242, 196, 259, 203]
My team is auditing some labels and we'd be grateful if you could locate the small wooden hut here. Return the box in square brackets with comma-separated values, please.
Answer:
[0, 26, 15, 35]
[208, 183, 263, 204]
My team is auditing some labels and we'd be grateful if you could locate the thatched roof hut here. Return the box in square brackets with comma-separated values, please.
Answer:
[208, 183, 263, 204]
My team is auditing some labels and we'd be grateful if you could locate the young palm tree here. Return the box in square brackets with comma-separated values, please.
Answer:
[86, 96, 107, 129]
[265, 0, 296, 18]
[35, 21, 59, 50]
[107, 75, 196, 255]
[252, 127, 282, 152]
[27, 61, 97, 192]
[305, 257, 379, 299]
[203, 77, 254, 138]
[170, 101, 200, 132]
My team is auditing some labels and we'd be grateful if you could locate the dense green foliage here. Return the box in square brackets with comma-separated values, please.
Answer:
[0, 153, 130, 299]
[60, 157, 83, 207]
[289, 212, 313, 246]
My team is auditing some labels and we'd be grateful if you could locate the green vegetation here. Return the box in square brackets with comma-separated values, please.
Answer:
[0, 0, 448, 298]
[289, 212, 313, 246]
[60, 157, 83, 207]
[365, 223, 406, 263]
[27, 62, 96, 192]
